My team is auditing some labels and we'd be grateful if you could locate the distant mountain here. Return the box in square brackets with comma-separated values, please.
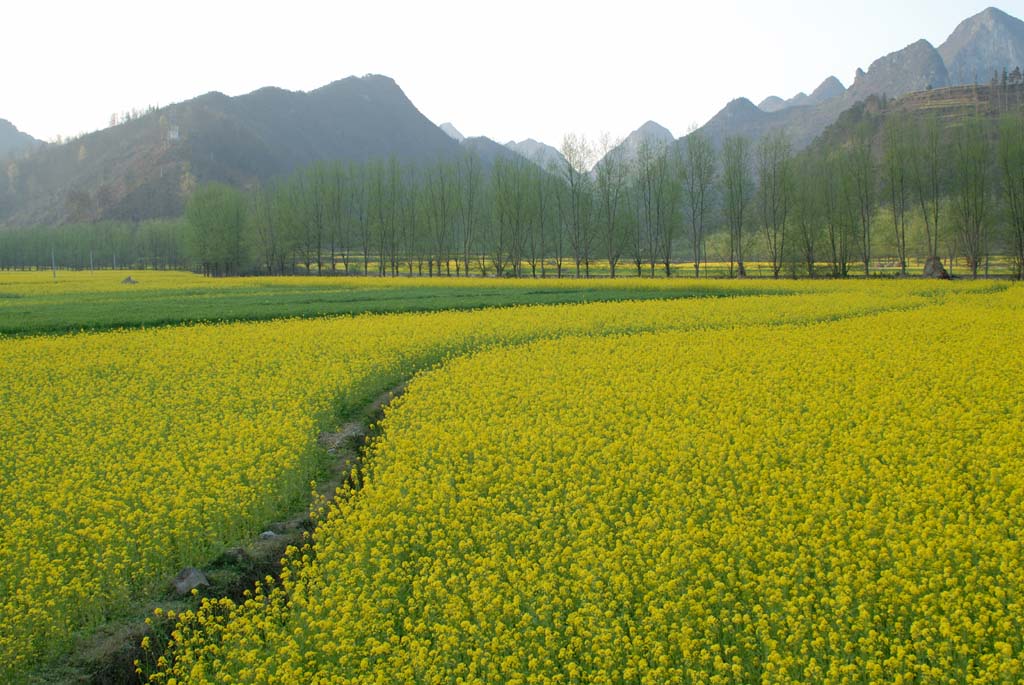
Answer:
[441, 125, 562, 167]
[0, 119, 42, 158]
[758, 76, 846, 113]
[759, 90, 812, 113]
[689, 9, 1024, 153]
[693, 97, 838, 151]
[757, 96, 788, 113]
[699, 98, 764, 138]
[623, 120, 675, 148]
[439, 122, 465, 141]
[940, 7, 1024, 84]
[1, 75, 465, 225]
[810, 76, 847, 103]
[847, 39, 949, 101]
[458, 136, 526, 167]
[696, 94, 849, 151]
[594, 121, 674, 170]
[504, 139, 566, 169]
[694, 37, 955, 152]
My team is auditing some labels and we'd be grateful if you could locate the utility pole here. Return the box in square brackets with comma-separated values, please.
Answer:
[51, 247, 56, 282]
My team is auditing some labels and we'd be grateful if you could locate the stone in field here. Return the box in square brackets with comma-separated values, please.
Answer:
[171, 567, 209, 595]
[219, 547, 250, 565]
[923, 256, 950, 279]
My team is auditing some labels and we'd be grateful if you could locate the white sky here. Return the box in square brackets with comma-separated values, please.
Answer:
[3, 1, 1022, 146]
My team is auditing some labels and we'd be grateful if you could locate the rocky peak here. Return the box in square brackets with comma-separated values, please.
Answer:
[848, 39, 948, 99]
[720, 98, 763, 120]
[592, 120, 676, 172]
[758, 96, 787, 113]
[439, 122, 465, 142]
[810, 76, 846, 102]
[631, 120, 675, 142]
[759, 76, 844, 114]
[939, 6, 1024, 84]
[504, 138, 566, 168]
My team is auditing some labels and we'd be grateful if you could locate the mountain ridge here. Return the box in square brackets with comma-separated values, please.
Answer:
[0, 119, 42, 158]
[504, 138, 566, 169]
[758, 76, 846, 113]
[593, 120, 675, 171]
[1, 75, 467, 225]
[690, 7, 1024, 153]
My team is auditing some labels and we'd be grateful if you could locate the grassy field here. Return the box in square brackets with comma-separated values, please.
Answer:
[5, 257, 1016, 336]
[0, 270, 790, 336]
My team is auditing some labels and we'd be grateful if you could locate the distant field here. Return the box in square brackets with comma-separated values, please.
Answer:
[0, 270, 793, 336]
[3, 259, 1016, 336]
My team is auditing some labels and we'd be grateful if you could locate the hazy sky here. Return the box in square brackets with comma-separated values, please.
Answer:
[4, 1, 1022, 145]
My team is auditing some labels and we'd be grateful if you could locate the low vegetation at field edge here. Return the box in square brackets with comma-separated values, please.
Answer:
[0, 271, 788, 337]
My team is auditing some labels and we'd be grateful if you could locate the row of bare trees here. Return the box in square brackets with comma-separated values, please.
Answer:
[227, 108, 1023, 280]
[710, 110, 1024, 280]
[0, 219, 188, 272]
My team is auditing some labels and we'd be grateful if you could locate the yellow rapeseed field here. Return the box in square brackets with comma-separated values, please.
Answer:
[1, 279, 941, 678]
[150, 286, 1023, 684]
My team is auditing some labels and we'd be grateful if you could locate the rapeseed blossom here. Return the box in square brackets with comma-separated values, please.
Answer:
[150, 285, 1023, 683]
[3, 279, 931, 677]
